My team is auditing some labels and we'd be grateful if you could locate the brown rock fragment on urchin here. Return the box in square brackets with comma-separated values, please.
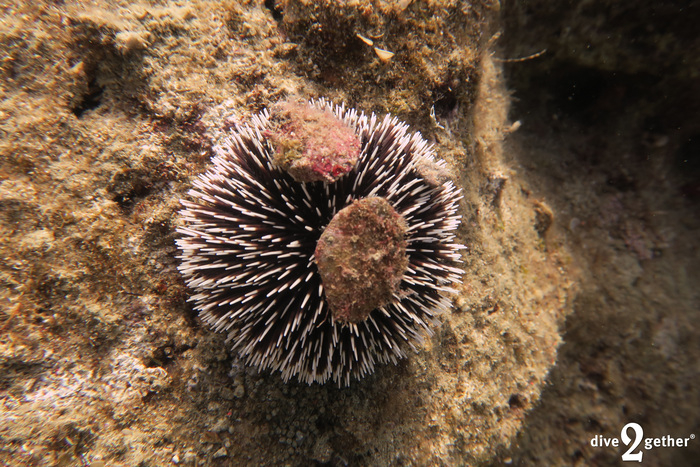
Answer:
[266, 98, 362, 183]
[315, 197, 409, 324]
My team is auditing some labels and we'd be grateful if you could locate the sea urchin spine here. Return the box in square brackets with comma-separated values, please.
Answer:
[176, 98, 464, 386]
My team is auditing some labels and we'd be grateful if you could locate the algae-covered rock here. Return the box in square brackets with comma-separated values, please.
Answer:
[267, 98, 361, 183]
[315, 196, 408, 323]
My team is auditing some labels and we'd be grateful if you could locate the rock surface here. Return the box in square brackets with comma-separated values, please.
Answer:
[0, 0, 697, 466]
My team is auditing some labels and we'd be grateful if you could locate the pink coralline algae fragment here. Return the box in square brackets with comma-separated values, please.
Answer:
[266, 98, 362, 183]
[315, 197, 409, 324]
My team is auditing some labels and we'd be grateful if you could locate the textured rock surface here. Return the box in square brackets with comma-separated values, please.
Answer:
[1, 0, 696, 466]
[497, 1, 700, 466]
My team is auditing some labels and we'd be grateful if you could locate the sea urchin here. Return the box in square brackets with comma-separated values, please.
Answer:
[176, 98, 463, 386]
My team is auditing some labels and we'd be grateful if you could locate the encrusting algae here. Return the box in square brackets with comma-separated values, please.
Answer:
[315, 196, 409, 324]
